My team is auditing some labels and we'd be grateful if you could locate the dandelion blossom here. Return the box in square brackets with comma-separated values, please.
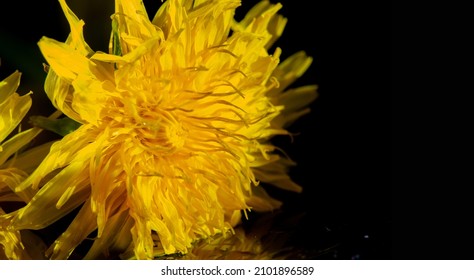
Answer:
[12, 0, 317, 259]
[0, 71, 45, 259]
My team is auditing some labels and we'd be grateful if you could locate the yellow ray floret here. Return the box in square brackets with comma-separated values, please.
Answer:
[11, 0, 317, 259]
[0, 71, 45, 259]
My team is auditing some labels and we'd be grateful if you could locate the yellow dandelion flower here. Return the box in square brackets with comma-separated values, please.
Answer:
[0, 71, 47, 259]
[11, 0, 317, 259]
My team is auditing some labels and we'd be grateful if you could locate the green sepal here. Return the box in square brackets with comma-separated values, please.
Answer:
[112, 19, 122, 56]
[29, 116, 81, 136]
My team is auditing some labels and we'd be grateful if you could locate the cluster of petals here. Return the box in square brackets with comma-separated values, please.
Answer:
[0, 0, 316, 259]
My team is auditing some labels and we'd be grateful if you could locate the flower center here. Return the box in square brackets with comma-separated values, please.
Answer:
[134, 109, 188, 153]
[165, 122, 187, 150]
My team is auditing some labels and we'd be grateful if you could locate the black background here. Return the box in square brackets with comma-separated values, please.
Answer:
[0, 0, 389, 259]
